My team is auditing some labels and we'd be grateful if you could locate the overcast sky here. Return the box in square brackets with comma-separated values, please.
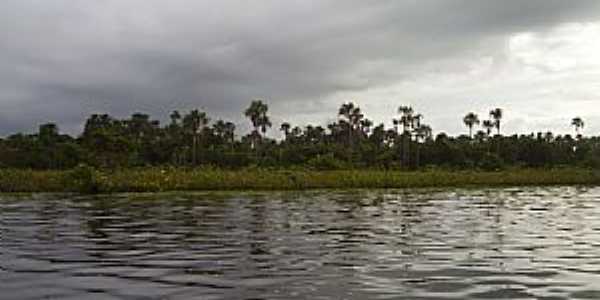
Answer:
[2, 0, 600, 137]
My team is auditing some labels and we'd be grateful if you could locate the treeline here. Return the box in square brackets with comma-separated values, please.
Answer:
[0, 100, 598, 170]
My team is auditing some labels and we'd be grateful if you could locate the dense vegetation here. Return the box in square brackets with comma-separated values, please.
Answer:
[0, 100, 598, 171]
[2, 168, 598, 193]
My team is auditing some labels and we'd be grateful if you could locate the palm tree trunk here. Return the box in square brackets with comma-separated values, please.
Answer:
[192, 135, 197, 165]
[416, 143, 420, 169]
[403, 133, 410, 168]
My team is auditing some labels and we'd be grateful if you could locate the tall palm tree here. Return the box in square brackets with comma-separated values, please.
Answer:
[244, 100, 272, 149]
[398, 105, 415, 167]
[167, 111, 184, 165]
[338, 102, 363, 145]
[463, 112, 480, 138]
[490, 108, 503, 135]
[183, 109, 209, 165]
[414, 123, 432, 168]
[398, 106, 414, 134]
[571, 117, 584, 136]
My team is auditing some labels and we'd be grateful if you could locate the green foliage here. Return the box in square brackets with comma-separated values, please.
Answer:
[583, 148, 600, 169]
[478, 153, 505, 171]
[0, 169, 67, 192]
[306, 154, 346, 170]
[68, 164, 100, 193]
[1, 168, 599, 193]
[0, 101, 596, 173]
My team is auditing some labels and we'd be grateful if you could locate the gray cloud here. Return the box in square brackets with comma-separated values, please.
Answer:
[1, 0, 600, 136]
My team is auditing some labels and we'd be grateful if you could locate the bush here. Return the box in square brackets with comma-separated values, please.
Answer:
[68, 164, 100, 193]
[306, 154, 346, 170]
[479, 153, 505, 171]
[583, 148, 600, 169]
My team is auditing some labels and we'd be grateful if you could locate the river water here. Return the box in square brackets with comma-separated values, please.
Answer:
[2, 187, 600, 299]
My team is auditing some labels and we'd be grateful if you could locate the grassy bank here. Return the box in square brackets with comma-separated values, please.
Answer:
[1, 167, 599, 193]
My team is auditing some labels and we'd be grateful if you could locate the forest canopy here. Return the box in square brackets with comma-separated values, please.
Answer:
[0, 100, 597, 170]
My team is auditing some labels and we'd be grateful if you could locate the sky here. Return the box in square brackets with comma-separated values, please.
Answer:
[1, 0, 600, 137]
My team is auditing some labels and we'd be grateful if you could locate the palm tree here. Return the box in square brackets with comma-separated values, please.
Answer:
[213, 120, 235, 146]
[414, 123, 432, 168]
[167, 110, 184, 165]
[338, 102, 355, 121]
[414, 124, 432, 142]
[490, 108, 503, 135]
[398, 105, 414, 167]
[170, 110, 181, 126]
[571, 117, 584, 136]
[291, 126, 302, 140]
[183, 109, 209, 165]
[338, 102, 363, 145]
[224, 121, 236, 146]
[412, 114, 423, 130]
[463, 112, 480, 138]
[392, 118, 400, 134]
[360, 118, 373, 135]
[244, 100, 272, 149]
[482, 119, 494, 137]
[280, 122, 291, 141]
[398, 106, 414, 134]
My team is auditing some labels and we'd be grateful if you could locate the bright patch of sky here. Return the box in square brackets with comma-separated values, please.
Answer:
[305, 22, 600, 137]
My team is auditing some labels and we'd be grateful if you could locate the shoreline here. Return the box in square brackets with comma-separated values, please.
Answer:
[1, 168, 599, 193]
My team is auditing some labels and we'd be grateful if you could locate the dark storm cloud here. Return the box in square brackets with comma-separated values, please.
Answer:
[1, 0, 600, 135]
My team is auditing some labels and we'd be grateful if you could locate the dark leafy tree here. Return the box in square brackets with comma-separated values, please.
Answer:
[245, 100, 271, 149]
[572, 117, 584, 136]
[490, 108, 503, 135]
[0, 100, 596, 172]
[463, 112, 480, 138]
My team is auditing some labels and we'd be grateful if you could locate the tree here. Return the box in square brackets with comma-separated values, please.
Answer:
[338, 102, 363, 146]
[6, 99, 600, 172]
[463, 112, 480, 138]
[360, 118, 373, 135]
[244, 100, 272, 149]
[482, 119, 494, 137]
[81, 114, 131, 167]
[280, 122, 291, 141]
[170, 110, 181, 126]
[414, 123, 432, 168]
[490, 108, 503, 135]
[39, 123, 59, 144]
[183, 110, 210, 165]
[398, 105, 415, 167]
[38, 123, 60, 168]
[213, 120, 233, 144]
[572, 117, 584, 136]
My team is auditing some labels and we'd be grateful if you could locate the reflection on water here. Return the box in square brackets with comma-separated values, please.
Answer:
[2, 187, 600, 299]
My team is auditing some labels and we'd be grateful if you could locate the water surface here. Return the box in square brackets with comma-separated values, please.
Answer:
[2, 187, 600, 299]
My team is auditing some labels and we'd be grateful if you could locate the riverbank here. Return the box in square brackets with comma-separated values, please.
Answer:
[1, 167, 599, 193]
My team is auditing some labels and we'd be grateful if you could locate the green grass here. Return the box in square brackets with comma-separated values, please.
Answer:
[1, 167, 599, 193]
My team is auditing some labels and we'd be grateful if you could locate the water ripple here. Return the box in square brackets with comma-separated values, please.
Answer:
[2, 187, 600, 299]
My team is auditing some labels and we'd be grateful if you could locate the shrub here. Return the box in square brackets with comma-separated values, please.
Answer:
[306, 154, 346, 170]
[67, 164, 100, 193]
[479, 153, 505, 171]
